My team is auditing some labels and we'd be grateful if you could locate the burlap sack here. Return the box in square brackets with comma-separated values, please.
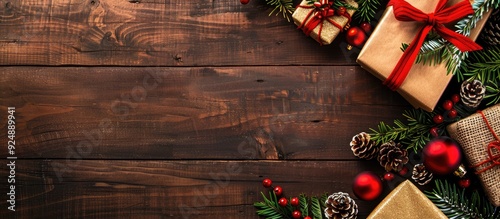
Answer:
[447, 104, 500, 206]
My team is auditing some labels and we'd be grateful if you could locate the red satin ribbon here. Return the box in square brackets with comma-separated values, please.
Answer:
[383, 0, 483, 91]
[471, 110, 500, 174]
[297, 1, 351, 45]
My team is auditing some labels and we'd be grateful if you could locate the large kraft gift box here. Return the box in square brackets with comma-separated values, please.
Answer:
[357, 0, 491, 112]
[367, 180, 447, 219]
[292, 0, 358, 45]
[447, 104, 500, 206]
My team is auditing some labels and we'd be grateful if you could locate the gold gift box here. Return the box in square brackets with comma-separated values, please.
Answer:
[292, 0, 357, 45]
[447, 104, 500, 206]
[368, 180, 447, 219]
[357, 0, 491, 112]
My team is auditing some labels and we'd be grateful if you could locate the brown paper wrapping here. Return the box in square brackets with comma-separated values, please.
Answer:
[367, 180, 447, 219]
[357, 0, 491, 112]
[292, 0, 357, 45]
[447, 104, 500, 206]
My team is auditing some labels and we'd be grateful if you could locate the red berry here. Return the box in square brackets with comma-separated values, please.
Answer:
[292, 210, 302, 219]
[240, 0, 250, 4]
[304, 217, 312, 219]
[290, 197, 299, 206]
[458, 178, 471, 188]
[448, 109, 458, 119]
[442, 100, 453, 111]
[451, 94, 460, 103]
[273, 186, 283, 196]
[278, 197, 288, 207]
[398, 166, 409, 175]
[360, 22, 372, 34]
[262, 178, 272, 188]
[433, 114, 444, 124]
[430, 127, 439, 137]
[383, 172, 395, 181]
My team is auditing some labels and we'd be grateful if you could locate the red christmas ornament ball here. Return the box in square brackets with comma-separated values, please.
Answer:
[262, 178, 273, 188]
[240, 0, 250, 4]
[433, 114, 444, 124]
[346, 26, 367, 48]
[273, 186, 283, 196]
[359, 22, 372, 34]
[278, 197, 288, 207]
[458, 178, 471, 188]
[290, 197, 299, 206]
[352, 171, 383, 201]
[292, 210, 302, 219]
[423, 137, 462, 175]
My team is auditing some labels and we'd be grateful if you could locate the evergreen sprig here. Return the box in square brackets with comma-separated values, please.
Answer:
[425, 179, 499, 219]
[254, 191, 293, 219]
[265, 0, 295, 22]
[354, 0, 382, 22]
[409, 0, 499, 74]
[255, 192, 328, 219]
[456, 46, 500, 106]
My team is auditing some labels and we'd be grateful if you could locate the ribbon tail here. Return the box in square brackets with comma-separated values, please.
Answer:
[384, 25, 433, 90]
[436, 25, 483, 52]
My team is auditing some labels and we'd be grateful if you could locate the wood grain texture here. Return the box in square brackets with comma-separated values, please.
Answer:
[0, 66, 409, 159]
[0, 0, 363, 66]
[0, 160, 416, 218]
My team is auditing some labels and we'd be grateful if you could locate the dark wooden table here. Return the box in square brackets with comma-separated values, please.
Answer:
[0, 0, 415, 218]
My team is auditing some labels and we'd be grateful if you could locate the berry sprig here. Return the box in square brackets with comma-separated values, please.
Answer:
[429, 94, 462, 137]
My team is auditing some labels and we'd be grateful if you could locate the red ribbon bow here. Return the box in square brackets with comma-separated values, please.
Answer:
[471, 111, 500, 174]
[297, 0, 351, 45]
[384, 0, 483, 91]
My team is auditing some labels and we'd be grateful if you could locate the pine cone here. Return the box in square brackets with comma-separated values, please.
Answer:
[377, 141, 409, 172]
[411, 163, 433, 185]
[350, 132, 378, 160]
[480, 9, 500, 46]
[460, 79, 485, 108]
[324, 192, 358, 219]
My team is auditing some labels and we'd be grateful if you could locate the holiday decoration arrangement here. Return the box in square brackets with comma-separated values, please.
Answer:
[244, 0, 500, 218]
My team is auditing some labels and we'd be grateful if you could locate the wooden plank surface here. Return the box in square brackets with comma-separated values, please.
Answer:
[0, 160, 421, 218]
[0, 0, 362, 66]
[0, 66, 408, 159]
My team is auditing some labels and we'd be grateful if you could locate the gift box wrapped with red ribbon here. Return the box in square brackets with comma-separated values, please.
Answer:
[357, 0, 491, 111]
[447, 104, 500, 206]
[292, 0, 357, 45]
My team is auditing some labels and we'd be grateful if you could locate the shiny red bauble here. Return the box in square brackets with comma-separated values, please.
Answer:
[292, 210, 302, 218]
[423, 137, 462, 175]
[262, 178, 272, 188]
[346, 26, 367, 48]
[278, 197, 288, 207]
[240, 0, 250, 4]
[273, 186, 283, 196]
[290, 197, 299, 206]
[352, 171, 383, 201]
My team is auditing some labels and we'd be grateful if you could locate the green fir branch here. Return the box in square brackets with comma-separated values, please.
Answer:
[354, 0, 382, 22]
[425, 179, 498, 219]
[311, 196, 324, 219]
[265, 0, 295, 22]
[485, 81, 500, 106]
[299, 194, 309, 218]
[254, 192, 292, 219]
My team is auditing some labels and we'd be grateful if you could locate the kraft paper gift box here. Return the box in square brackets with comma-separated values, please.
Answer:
[292, 0, 357, 45]
[356, 0, 491, 112]
[367, 180, 448, 219]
